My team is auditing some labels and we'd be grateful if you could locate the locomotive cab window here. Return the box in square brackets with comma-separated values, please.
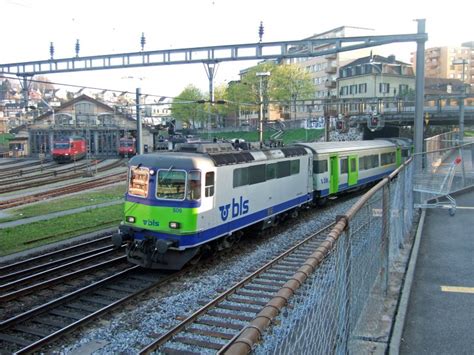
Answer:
[187, 170, 201, 200]
[128, 166, 150, 197]
[157, 169, 186, 200]
[53, 142, 70, 149]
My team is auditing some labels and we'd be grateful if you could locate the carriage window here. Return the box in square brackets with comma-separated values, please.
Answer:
[233, 168, 248, 188]
[290, 160, 300, 175]
[187, 170, 201, 201]
[249, 164, 266, 185]
[205, 172, 215, 197]
[372, 154, 379, 168]
[156, 169, 186, 200]
[340, 158, 348, 174]
[277, 160, 291, 178]
[381, 152, 396, 165]
[313, 160, 328, 174]
[266, 163, 276, 180]
[128, 166, 150, 197]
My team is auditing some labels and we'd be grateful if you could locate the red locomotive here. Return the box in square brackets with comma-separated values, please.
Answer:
[52, 136, 87, 163]
[119, 137, 136, 157]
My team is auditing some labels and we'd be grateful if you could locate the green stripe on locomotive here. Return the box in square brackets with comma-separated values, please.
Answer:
[123, 201, 199, 234]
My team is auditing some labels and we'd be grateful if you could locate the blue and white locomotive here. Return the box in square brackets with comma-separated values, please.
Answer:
[113, 139, 406, 270]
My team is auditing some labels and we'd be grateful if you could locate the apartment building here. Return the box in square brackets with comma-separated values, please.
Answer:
[412, 43, 473, 86]
[285, 26, 375, 117]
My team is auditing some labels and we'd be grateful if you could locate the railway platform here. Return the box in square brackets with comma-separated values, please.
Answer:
[391, 188, 474, 353]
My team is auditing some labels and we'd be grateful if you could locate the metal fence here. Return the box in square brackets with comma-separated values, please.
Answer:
[414, 132, 474, 217]
[226, 160, 415, 354]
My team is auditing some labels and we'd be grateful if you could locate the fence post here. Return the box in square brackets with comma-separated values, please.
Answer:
[336, 226, 351, 354]
[382, 182, 390, 296]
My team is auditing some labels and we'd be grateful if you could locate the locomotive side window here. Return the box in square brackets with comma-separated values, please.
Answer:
[157, 170, 186, 200]
[249, 164, 266, 185]
[205, 172, 215, 197]
[266, 163, 276, 180]
[187, 170, 201, 200]
[290, 160, 300, 175]
[128, 166, 150, 197]
[233, 168, 249, 188]
[277, 161, 291, 178]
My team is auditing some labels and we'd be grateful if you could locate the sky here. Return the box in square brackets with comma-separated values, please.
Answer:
[1, 0, 472, 99]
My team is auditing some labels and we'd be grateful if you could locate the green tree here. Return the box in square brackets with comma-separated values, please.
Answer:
[171, 85, 206, 129]
[271, 64, 315, 119]
[220, 62, 314, 121]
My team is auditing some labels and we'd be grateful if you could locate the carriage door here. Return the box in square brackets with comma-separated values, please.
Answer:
[329, 155, 339, 194]
[396, 147, 402, 166]
[348, 155, 358, 186]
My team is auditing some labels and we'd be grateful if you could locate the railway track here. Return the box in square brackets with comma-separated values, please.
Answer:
[0, 172, 126, 209]
[139, 222, 336, 354]
[0, 161, 89, 182]
[0, 241, 128, 321]
[0, 159, 123, 194]
[0, 159, 53, 172]
[0, 235, 114, 274]
[0, 266, 182, 354]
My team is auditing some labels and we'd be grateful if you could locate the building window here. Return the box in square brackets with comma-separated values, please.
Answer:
[379, 83, 390, 94]
[358, 83, 367, 93]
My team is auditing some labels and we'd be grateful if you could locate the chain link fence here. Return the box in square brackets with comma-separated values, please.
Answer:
[226, 160, 415, 354]
[226, 134, 474, 354]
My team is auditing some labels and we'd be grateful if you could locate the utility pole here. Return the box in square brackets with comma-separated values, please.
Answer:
[414, 19, 427, 174]
[136, 88, 143, 155]
[256, 71, 270, 146]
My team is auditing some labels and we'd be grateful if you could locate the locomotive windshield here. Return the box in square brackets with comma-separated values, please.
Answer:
[128, 166, 150, 197]
[157, 169, 186, 200]
[120, 141, 134, 147]
[53, 142, 70, 149]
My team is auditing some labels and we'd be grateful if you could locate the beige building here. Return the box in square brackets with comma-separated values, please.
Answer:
[337, 55, 415, 114]
[412, 44, 473, 85]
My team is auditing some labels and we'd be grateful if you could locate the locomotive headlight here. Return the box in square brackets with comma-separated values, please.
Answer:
[149, 169, 155, 176]
[65, 153, 69, 156]
[126, 216, 136, 223]
[169, 221, 181, 229]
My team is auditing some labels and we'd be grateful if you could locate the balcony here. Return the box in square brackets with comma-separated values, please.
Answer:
[325, 64, 337, 74]
[325, 80, 337, 89]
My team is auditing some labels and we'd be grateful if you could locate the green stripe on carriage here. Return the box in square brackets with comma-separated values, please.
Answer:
[123, 201, 198, 233]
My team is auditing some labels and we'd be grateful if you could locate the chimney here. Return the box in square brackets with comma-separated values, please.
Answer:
[388, 55, 396, 63]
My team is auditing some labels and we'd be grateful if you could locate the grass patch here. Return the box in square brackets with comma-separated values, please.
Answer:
[0, 184, 126, 223]
[199, 128, 324, 145]
[465, 131, 474, 137]
[0, 133, 14, 145]
[0, 203, 124, 256]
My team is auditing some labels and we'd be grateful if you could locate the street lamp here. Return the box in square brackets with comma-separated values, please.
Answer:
[256, 71, 270, 146]
[452, 59, 469, 143]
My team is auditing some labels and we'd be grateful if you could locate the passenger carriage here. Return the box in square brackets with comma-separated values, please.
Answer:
[115, 142, 313, 269]
[297, 140, 400, 201]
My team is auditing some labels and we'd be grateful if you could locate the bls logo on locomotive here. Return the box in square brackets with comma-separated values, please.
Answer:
[219, 196, 249, 222]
